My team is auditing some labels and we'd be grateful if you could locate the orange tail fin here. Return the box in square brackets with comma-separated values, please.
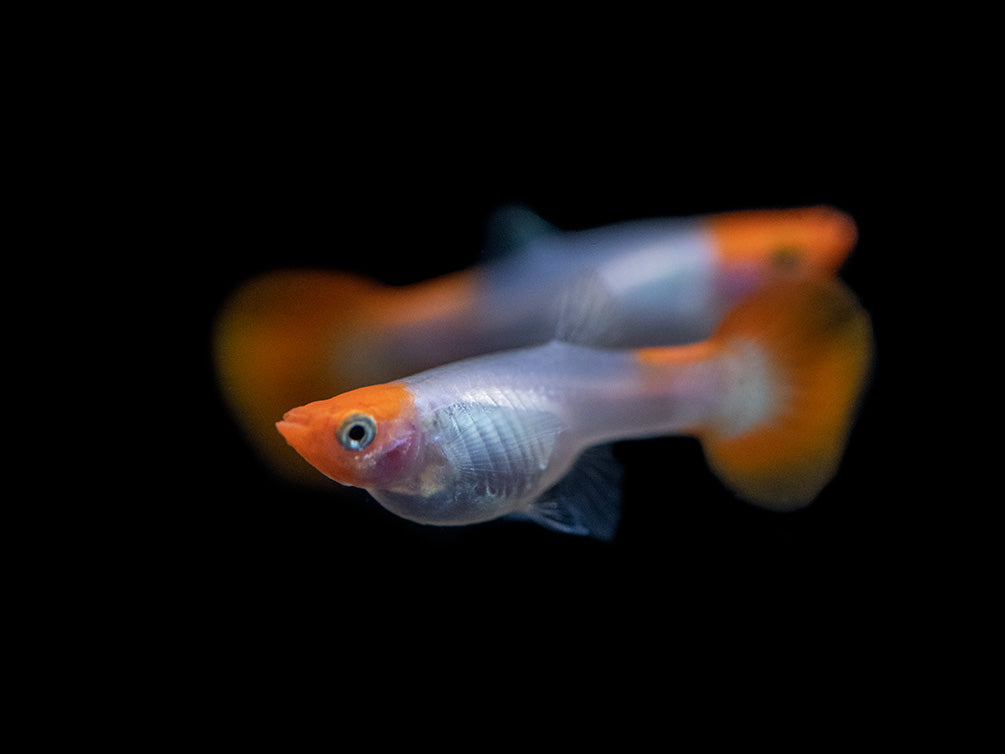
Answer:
[707, 205, 859, 278]
[700, 278, 873, 509]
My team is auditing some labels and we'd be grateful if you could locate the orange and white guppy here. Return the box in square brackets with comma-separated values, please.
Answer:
[277, 279, 872, 539]
[216, 206, 858, 482]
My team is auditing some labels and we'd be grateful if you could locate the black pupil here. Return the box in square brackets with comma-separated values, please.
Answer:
[347, 424, 367, 442]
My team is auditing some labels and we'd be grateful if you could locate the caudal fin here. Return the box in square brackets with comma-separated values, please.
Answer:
[707, 205, 859, 278]
[700, 278, 873, 509]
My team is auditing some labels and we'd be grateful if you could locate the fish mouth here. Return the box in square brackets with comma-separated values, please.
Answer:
[275, 420, 296, 444]
[276, 407, 310, 445]
[280, 406, 311, 425]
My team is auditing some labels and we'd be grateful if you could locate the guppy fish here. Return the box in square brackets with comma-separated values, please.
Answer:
[276, 279, 872, 539]
[216, 205, 858, 483]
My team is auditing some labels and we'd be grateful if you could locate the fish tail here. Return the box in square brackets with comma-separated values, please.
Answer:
[212, 270, 384, 482]
[707, 206, 858, 281]
[699, 278, 873, 508]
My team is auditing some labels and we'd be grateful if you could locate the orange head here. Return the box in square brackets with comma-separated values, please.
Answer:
[707, 205, 858, 283]
[275, 382, 421, 489]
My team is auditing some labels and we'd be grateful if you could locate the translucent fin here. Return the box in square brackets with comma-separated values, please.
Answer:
[521, 445, 623, 540]
[553, 272, 624, 347]
[435, 401, 564, 492]
[483, 204, 559, 259]
[700, 278, 873, 509]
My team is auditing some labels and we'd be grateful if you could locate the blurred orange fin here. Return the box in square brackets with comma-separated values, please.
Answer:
[707, 206, 858, 278]
[700, 278, 873, 509]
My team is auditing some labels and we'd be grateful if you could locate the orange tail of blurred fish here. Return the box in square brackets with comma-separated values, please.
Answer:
[708, 205, 858, 275]
[700, 278, 873, 508]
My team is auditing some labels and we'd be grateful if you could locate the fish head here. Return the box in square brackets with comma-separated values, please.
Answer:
[276, 382, 421, 489]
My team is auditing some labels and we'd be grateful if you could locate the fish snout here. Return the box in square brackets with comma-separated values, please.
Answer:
[276, 406, 314, 447]
[280, 406, 311, 426]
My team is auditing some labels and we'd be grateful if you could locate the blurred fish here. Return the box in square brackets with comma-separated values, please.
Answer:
[215, 205, 858, 482]
[276, 278, 873, 538]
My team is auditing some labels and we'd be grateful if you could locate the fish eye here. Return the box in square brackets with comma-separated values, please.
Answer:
[337, 414, 377, 451]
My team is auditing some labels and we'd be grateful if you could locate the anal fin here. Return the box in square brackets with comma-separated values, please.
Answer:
[518, 445, 623, 540]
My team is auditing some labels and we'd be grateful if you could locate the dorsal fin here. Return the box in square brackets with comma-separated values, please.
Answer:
[483, 204, 559, 260]
[552, 271, 624, 347]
